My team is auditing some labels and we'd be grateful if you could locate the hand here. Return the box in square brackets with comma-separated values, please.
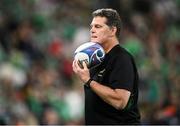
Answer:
[72, 60, 90, 83]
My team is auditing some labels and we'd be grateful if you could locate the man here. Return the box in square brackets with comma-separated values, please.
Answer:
[72, 8, 141, 125]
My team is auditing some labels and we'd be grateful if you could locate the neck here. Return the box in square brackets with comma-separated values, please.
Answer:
[102, 38, 119, 53]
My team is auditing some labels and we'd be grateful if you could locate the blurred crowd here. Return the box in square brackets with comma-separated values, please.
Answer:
[0, 0, 179, 125]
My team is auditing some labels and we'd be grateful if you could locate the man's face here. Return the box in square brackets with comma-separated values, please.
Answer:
[90, 16, 112, 44]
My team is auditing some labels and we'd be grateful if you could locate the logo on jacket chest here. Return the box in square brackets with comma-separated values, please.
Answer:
[98, 69, 106, 77]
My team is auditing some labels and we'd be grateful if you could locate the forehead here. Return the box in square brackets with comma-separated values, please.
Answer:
[91, 16, 107, 25]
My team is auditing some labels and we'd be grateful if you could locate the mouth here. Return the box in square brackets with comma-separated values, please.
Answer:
[91, 36, 97, 39]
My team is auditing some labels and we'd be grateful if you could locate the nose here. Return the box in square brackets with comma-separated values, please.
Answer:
[90, 26, 95, 34]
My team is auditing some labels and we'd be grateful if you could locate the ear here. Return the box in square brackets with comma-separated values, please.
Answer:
[110, 26, 117, 37]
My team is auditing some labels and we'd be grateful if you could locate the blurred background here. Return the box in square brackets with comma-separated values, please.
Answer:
[0, 0, 179, 125]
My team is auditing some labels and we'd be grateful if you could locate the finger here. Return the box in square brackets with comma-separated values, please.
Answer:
[72, 60, 74, 69]
[74, 60, 81, 71]
[82, 61, 88, 69]
[72, 60, 77, 73]
[73, 60, 78, 68]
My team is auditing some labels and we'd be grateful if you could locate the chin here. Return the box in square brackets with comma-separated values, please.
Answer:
[91, 38, 99, 42]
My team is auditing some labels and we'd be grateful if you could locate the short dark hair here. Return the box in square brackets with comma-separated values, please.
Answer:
[92, 8, 122, 39]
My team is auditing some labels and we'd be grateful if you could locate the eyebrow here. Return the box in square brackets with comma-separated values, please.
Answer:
[90, 24, 103, 27]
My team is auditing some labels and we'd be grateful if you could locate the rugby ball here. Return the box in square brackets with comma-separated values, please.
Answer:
[74, 42, 105, 68]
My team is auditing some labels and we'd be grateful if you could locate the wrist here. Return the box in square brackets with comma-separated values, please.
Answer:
[84, 78, 93, 88]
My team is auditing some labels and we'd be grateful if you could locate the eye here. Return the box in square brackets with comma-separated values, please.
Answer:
[95, 25, 102, 28]
[90, 24, 102, 30]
